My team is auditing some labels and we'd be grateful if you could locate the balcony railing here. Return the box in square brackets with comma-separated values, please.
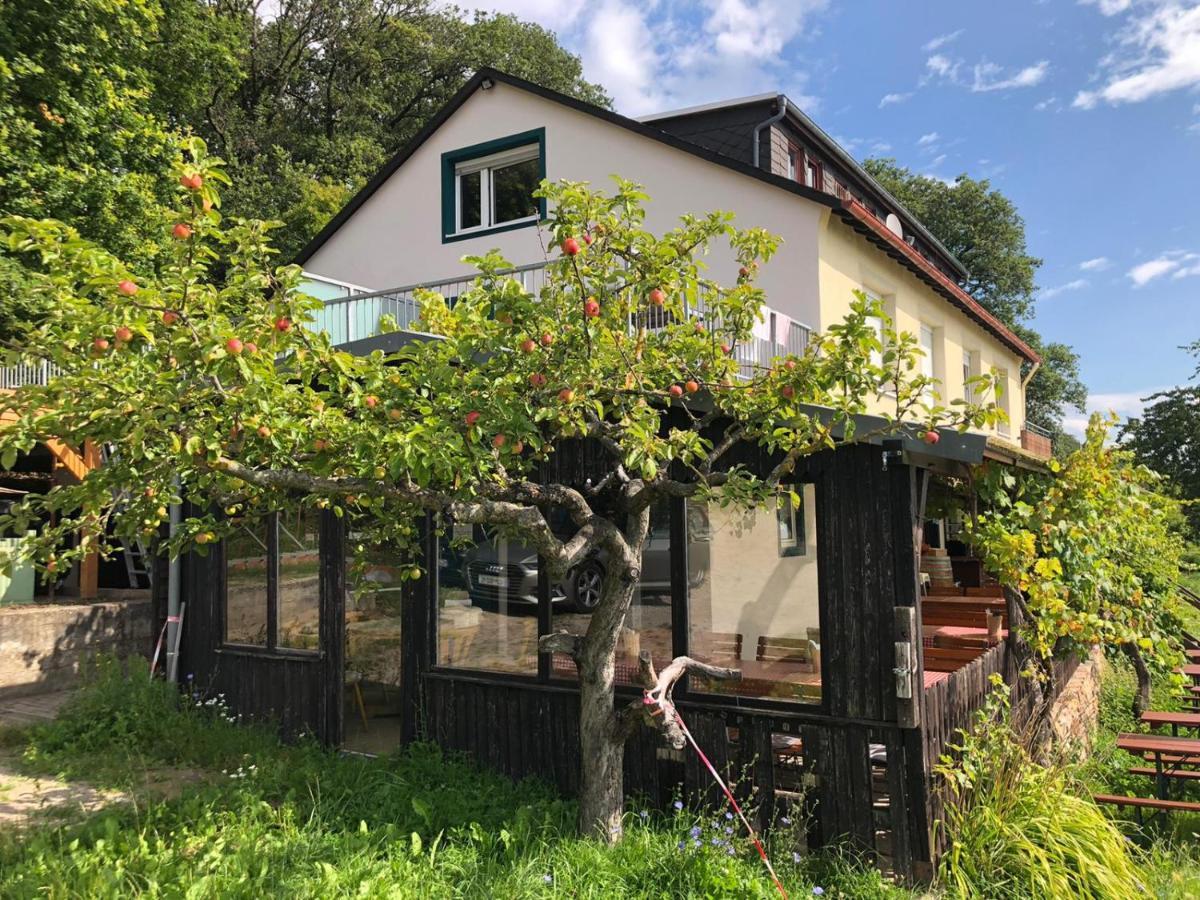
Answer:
[1020, 422, 1054, 460]
[312, 263, 811, 375]
[0, 361, 60, 390]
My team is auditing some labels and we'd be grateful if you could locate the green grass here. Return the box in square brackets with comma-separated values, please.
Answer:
[0, 658, 908, 899]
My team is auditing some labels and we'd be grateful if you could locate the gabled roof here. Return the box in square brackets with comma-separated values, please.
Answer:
[295, 68, 1038, 365]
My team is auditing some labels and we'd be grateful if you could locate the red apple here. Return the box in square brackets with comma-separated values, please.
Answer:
[492, 433, 507, 449]
[685, 380, 700, 394]
[364, 395, 379, 409]
[388, 408, 402, 421]
[694, 322, 706, 334]
[720, 342, 732, 355]
[558, 388, 575, 403]
[225, 337, 243, 355]
[513, 440, 525, 454]
[529, 372, 547, 388]
[923, 429, 940, 445]
[583, 233, 594, 246]
[464, 411, 481, 427]
[669, 384, 684, 399]
[243, 341, 258, 355]
[257, 425, 272, 439]
[313, 439, 329, 452]
[540, 332, 554, 347]
[738, 266, 751, 278]
[784, 359, 796, 371]
[161, 310, 179, 326]
[561, 237, 580, 256]
[172, 222, 192, 240]
[179, 173, 203, 191]
[520, 338, 537, 354]
[114, 326, 133, 343]
[274, 316, 292, 332]
[117, 280, 138, 296]
[584, 298, 600, 318]
[497, 312, 513, 325]
[780, 385, 795, 400]
[649, 288, 666, 306]
[92, 337, 110, 353]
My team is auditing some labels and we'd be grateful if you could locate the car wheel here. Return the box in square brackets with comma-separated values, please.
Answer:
[568, 562, 604, 612]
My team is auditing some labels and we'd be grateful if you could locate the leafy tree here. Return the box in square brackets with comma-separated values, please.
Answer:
[0, 145, 997, 838]
[863, 159, 1086, 441]
[150, 1, 610, 261]
[1119, 346, 1200, 538]
[972, 415, 1188, 720]
[0, 0, 180, 339]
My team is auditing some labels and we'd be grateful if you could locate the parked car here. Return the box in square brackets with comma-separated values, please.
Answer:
[459, 502, 709, 612]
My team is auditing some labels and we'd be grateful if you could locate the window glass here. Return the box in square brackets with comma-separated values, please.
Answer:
[491, 156, 540, 225]
[688, 486, 822, 704]
[344, 537, 408, 753]
[276, 507, 321, 650]
[787, 149, 797, 180]
[225, 517, 270, 646]
[551, 499, 675, 684]
[458, 170, 482, 230]
[439, 521, 538, 674]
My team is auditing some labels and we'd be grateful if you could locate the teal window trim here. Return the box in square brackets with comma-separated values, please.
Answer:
[441, 128, 546, 244]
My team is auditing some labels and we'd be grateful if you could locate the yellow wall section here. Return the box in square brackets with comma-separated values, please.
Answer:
[816, 214, 1026, 438]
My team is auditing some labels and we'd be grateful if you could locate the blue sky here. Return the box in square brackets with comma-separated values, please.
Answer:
[464, 0, 1200, 434]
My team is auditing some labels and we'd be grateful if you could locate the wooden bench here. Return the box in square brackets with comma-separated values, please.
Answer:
[1128, 766, 1200, 782]
[756, 635, 816, 672]
[1093, 793, 1200, 826]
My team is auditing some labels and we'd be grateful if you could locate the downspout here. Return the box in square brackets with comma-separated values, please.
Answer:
[165, 480, 182, 683]
[751, 95, 788, 171]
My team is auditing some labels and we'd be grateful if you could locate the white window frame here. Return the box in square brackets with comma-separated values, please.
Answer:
[919, 324, 936, 398]
[453, 143, 541, 236]
[962, 349, 978, 403]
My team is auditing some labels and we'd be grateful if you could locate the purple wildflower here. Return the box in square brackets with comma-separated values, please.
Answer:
[673, 800, 684, 811]
[727, 847, 736, 856]
[725, 812, 733, 820]
[812, 888, 824, 896]
[677, 841, 686, 851]
[638, 810, 648, 820]
[542, 874, 553, 884]
[780, 816, 791, 825]
[690, 826, 702, 838]
[792, 851, 802, 864]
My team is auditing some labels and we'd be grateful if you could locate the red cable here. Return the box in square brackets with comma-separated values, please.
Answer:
[646, 693, 790, 899]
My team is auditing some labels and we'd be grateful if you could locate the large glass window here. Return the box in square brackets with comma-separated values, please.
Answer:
[225, 517, 270, 646]
[223, 508, 322, 653]
[551, 500, 675, 685]
[437, 520, 538, 675]
[687, 486, 822, 704]
[453, 145, 540, 235]
[343, 536, 408, 753]
[276, 508, 321, 650]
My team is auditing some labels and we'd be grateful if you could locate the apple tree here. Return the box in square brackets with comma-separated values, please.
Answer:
[0, 139, 999, 839]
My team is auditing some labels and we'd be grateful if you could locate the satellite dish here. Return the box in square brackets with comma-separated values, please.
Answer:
[885, 213, 904, 238]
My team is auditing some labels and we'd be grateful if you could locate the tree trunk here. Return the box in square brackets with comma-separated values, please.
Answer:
[1124, 644, 1152, 719]
[574, 558, 641, 842]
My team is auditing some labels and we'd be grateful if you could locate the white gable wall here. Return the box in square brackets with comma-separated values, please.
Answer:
[303, 81, 825, 332]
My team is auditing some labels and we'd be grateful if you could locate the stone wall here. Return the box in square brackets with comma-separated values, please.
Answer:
[0, 597, 153, 698]
[1049, 646, 1104, 752]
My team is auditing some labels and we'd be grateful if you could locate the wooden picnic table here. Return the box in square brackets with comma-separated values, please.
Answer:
[1140, 710, 1200, 737]
[1117, 732, 1200, 800]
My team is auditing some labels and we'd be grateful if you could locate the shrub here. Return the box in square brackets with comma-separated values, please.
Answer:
[936, 675, 1144, 899]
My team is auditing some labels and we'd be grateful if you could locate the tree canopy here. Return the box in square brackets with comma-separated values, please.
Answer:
[863, 159, 1087, 441]
[1120, 344, 1200, 539]
[0, 143, 997, 838]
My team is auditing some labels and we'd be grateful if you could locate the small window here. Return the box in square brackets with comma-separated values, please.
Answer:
[442, 129, 546, 242]
[787, 148, 797, 180]
[962, 349, 978, 403]
[805, 158, 822, 191]
[776, 493, 806, 558]
[919, 324, 936, 398]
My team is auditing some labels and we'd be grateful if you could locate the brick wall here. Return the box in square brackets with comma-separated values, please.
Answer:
[0, 598, 153, 698]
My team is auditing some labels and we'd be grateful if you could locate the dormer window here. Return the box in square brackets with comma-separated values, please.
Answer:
[441, 128, 546, 243]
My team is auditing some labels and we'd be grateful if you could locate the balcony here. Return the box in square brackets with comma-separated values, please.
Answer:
[0, 361, 60, 391]
[1020, 422, 1053, 460]
[309, 263, 812, 375]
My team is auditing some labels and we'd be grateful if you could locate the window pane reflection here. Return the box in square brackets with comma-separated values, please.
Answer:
[225, 517, 269, 646]
[276, 507, 321, 650]
[491, 157, 540, 224]
[440, 522, 538, 674]
[688, 486, 822, 703]
[551, 500, 675, 684]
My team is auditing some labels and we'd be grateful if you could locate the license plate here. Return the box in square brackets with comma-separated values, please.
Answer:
[478, 574, 507, 587]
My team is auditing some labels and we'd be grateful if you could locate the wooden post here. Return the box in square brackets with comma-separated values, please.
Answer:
[78, 440, 101, 599]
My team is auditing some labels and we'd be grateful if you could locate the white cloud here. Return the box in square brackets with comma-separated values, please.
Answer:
[879, 92, 912, 107]
[926, 54, 960, 79]
[462, 1, 831, 116]
[1126, 250, 1200, 285]
[871, 141, 892, 153]
[1061, 388, 1161, 440]
[928, 153, 947, 167]
[1080, 256, 1112, 270]
[917, 131, 940, 146]
[922, 29, 964, 52]
[971, 60, 1050, 91]
[1034, 95, 1060, 111]
[1079, 0, 1134, 17]
[1074, 1, 1200, 108]
[1041, 278, 1089, 298]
